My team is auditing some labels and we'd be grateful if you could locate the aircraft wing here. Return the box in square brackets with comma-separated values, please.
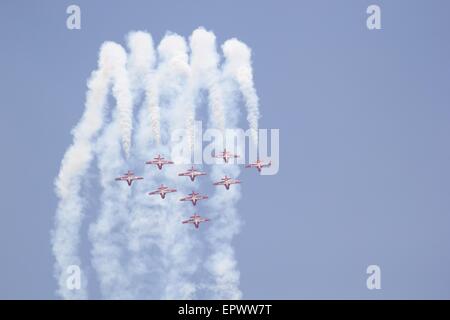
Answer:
[148, 190, 160, 195]
[226, 153, 238, 158]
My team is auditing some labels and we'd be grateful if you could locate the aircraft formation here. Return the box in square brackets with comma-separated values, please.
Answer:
[115, 151, 272, 229]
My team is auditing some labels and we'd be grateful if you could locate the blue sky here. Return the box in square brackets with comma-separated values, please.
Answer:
[1, 0, 450, 299]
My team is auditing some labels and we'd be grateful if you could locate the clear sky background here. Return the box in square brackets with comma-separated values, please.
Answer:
[1, 0, 450, 299]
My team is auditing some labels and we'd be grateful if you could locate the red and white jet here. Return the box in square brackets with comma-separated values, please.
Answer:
[245, 160, 272, 173]
[148, 184, 177, 199]
[178, 166, 207, 182]
[213, 176, 241, 190]
[180, 191, 209, 206]
[115, 170, 144, 186]
[214, 148, 239, 163]
[182, 213, 210, 229]
[145, 154, 174, 170]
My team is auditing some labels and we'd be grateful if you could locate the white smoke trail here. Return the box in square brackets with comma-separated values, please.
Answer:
[52, 41, 123, 299]
[89, 114, 133, 299]
[89, 33, 155, 299]
[204, 78, 244, 299]
[127, 31, 155, 91]
[182, 28, 245, 299]
[109, 43, 133, 158]
[159, 32, 202, 299]
[222, 39, 260, 146]
[189, 28, 226, 133]
[85, 40, 135, 299]
[131, 32, 158, 154]
[55, 29, 260, 300]
[155, 31, 214, 299]
[158, 33, 192, 149]
[139, 33, 191, 146]
[205, 164, 243, 299]
[142, 72, 161, 145]
[128, 33, 199, 299]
